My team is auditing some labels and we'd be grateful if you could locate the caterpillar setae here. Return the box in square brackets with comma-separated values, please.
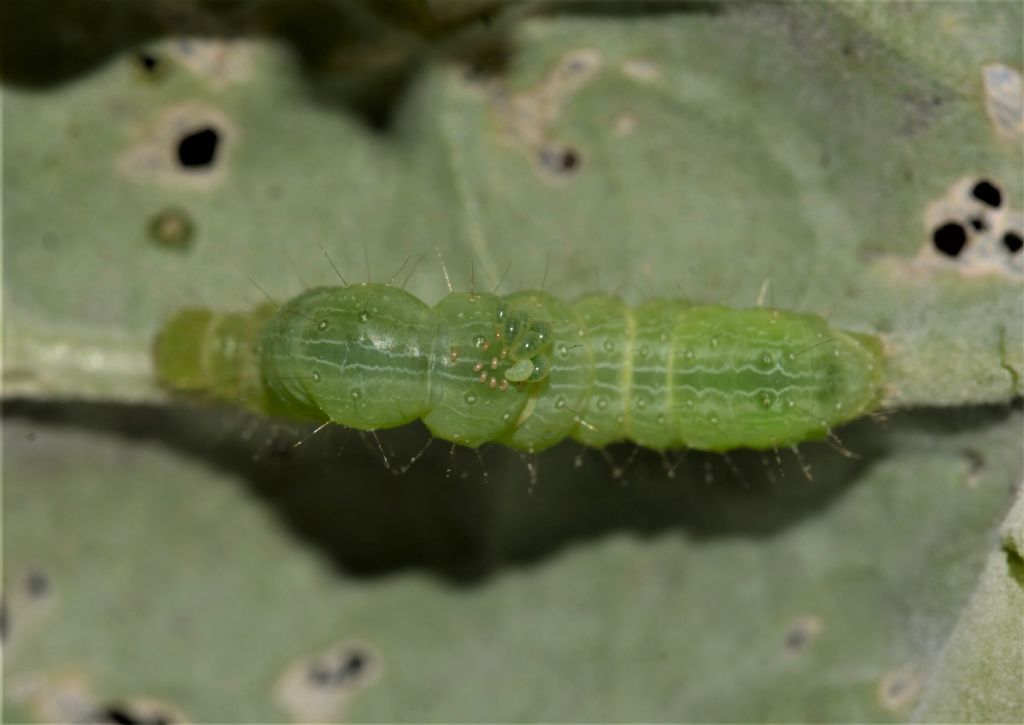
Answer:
[154, 283, 885, 453]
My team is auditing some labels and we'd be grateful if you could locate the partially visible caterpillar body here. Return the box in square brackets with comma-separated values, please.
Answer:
[155, 283, 884, 453]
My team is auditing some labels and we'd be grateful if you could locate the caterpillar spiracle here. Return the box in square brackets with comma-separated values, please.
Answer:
[154, 283, 885, 453]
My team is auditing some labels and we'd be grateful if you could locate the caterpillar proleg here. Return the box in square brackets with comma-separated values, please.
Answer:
[155, 283, 884, 453]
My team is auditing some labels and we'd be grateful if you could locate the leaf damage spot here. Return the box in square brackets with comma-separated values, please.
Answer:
[782, 614, 823, 655]
[133, 51, 169, 83]
[25, 568, 50, 598]
[961, 447, 985, 489]
[621, 58, 661, 84]
[982, 63, 1023, 139]
[149, 207, 196, 251]
[613, 112, 637, 137]
[274, 640, 381, 723]
[164, 38, 256, 89]
[538, 142, 582, 174]
[915, 176, 1022, 278]
[3, 567, 57, 661]
[7, 672, 188, 724]
[483, 49, 602, 183]
[876, 666, 921, 713]
[118, 102, 235, 189]
[95, 699, 184, 724]
[177, 127, 220, 168]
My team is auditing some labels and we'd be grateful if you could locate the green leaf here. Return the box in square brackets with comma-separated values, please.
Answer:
[913, 492, 1024, 724]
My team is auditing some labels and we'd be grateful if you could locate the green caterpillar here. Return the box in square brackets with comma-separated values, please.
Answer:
[154, 283, 884, 453]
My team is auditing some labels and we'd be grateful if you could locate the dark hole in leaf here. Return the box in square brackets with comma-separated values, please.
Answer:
[968, 217, 986, 232]
[97, 705, 170, 725]
[1002, 231, 1023, 254]
[177, 127, 219, 168]
[343, 650, 367, 677]
[932, 222, 967, 257]
[539, 145, 581, 174]
[136, 52, 160, 74]
[307, 648, 370, 687]
[971, 179, 1002, 208]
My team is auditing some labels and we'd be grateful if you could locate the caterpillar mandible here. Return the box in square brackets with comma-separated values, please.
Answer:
[154, 283, 885, 453]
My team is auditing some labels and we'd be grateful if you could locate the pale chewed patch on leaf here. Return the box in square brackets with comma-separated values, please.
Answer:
[474, 48, 601, 183]
[983, 63, 1023, 140]
[620, 58, 661, 84]
[7, 672, 188, 724]
[117, 101, 235, 189]
[273, 640, 381, 723]
[163, 38, 257, 90]
[876, 666, 922, 713]
[612, 111, 637, 138]
[2, 568, 57, 662]
[916, 176, 1022, 278]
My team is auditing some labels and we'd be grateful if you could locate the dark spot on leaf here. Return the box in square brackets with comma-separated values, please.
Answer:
[968, 217, 986, 232]
[135, 52, 160, 75]
[932, 222, 967, 257]
[782, 616, 822, 654]
[1002, 231, 1023, 254]
[877, 667, 921, 711]
[539, 144, 581, 175]
[307, 647, 371, 688]
[177, 127, 219, 168]
[149, 207, 195, 250]
[971, 179, 1002, 208]
[343, 650, 367, 677]
[784, 627, 808, 651]
[25, 569, 49, 597]
[963, 448, 984, 473]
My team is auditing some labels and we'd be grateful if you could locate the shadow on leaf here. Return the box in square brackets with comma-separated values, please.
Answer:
[7, 400, 1014, 585]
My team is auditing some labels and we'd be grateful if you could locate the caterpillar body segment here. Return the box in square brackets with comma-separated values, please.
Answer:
[155, 282, 885, 452]
[154, 304, 284, 414]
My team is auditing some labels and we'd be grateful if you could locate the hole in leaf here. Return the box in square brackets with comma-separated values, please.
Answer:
[932, 222, 967, 257]
[135, 52, 160, 74]
[177, 127, 219, 168]
[97, 705, 171, 725]
[538, 144, 581, 174]
[1002, 231, 1023, 254]
[971, 179, 1002, 208]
